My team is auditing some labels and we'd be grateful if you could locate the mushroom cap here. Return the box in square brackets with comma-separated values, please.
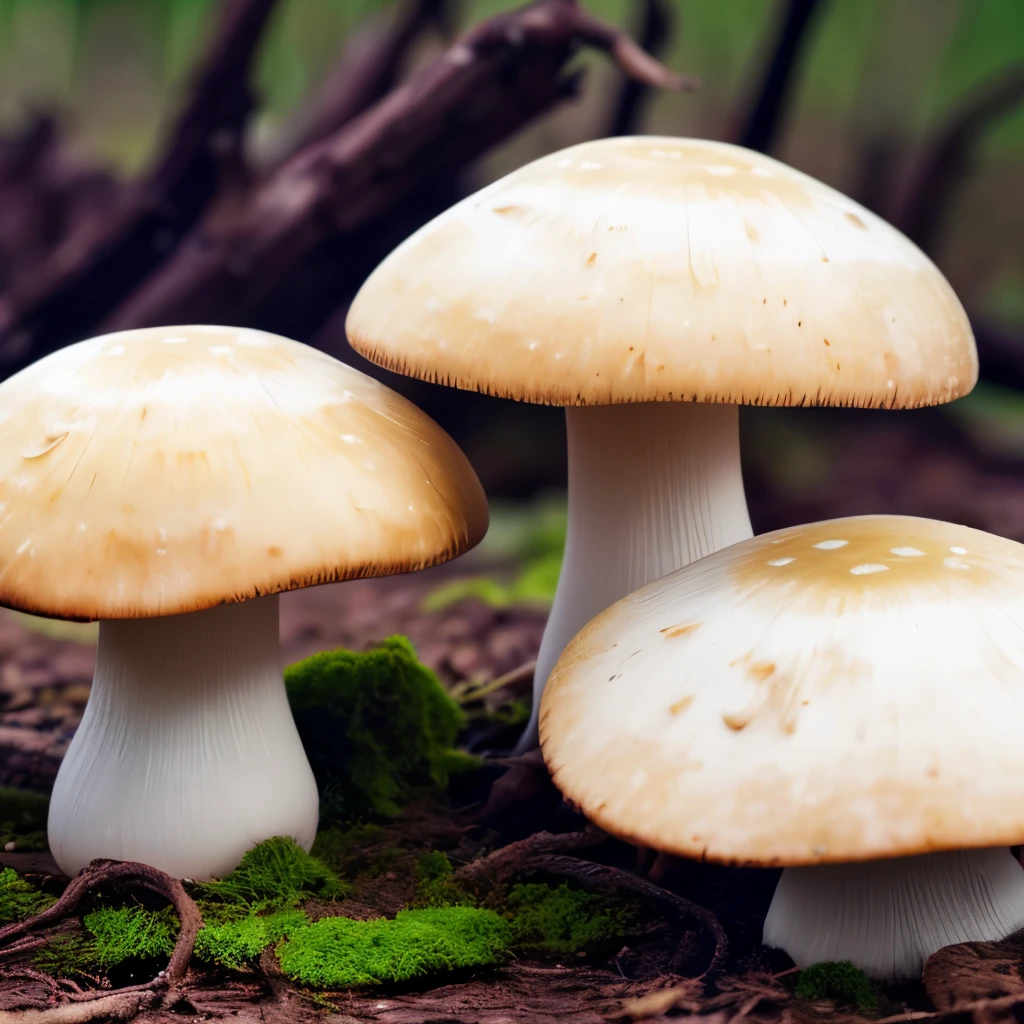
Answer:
[347, 136, 976, 408]
[0, 325, 488, 620]
[540, 515, 1024, 867]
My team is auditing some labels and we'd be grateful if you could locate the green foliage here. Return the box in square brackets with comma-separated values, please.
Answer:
[285, 636, 475, 824]
[82, 906, 177, 969]
[277, 906, 511, 989]
[195, 836, 349, 910]
[409, 851, 473, 909]
[194, 909, 308, 970]
[0, 786, 50, 852]
[33, 934, 96, 980]
[504, 883, 634, 955]
[795, 961, 879, 1012]
[0, 866, 55, 924]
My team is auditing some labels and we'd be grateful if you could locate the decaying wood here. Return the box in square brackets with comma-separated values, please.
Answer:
[100, 0, 694, 335]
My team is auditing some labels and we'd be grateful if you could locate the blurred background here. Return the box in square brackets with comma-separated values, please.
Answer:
[0, 0, 1021, 542]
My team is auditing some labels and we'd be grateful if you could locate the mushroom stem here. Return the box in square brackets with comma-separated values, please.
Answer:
[520, 400, 752, 752]
[763, 848, 1024, 980]
[47, 595, 319, 880]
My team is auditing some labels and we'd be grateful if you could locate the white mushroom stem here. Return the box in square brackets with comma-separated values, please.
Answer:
[763, 848, 1024, 981]
[47, 594, 320, 880]
[520, 400, 753, 752]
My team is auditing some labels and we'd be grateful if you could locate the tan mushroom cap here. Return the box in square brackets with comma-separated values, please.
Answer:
[347, 136, 976, 408]
[540, 515, 1024, 867]
[0, 325, 488, 620]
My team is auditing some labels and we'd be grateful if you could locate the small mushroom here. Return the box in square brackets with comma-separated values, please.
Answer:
[539, 515, 1024, 980]
[0, 325, 488, 879]
[346, 136, 978, 752]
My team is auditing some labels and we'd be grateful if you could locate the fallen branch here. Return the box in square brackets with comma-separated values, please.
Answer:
[0, 858, 202, 1018]
[454, 825, 606, 885]
[262, 0, 456, 171]
[99, 0, 693, 335]
[0, 0, 280, 373]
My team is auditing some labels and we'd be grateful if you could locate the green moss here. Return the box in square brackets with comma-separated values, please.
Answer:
[277, 906, 511, 988]
[194, 908, 308, 969]
[795, 961, 879, 1012]
[33, 934, 96, 980]
[195, 836, 349, 910]
[0, 866, 55, 924]
[504, 882, 634, 955]
[285, 636, 476, 824]
[409, 851, 473, 909]
[0, 786, 50, 852]
[83, 905, 177, 969]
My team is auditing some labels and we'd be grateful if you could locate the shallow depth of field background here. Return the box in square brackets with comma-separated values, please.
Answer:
[0, 0, 1022, 542]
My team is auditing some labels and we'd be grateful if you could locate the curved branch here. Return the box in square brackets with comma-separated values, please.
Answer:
[0, 858, 202, 1015]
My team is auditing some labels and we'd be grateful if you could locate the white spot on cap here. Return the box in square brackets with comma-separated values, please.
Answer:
[944, 557, 969, 570]
[162, 336, 188, 344]
[950, 546, 968, 555]
[580, 160, 602, 170]
[706, 165, 736, 176]
[528, 340, 539, 351]
[556, 158, 572, 168]
[752, 167, 772, 177]
[473, 308, 496, 324]
[208, 345, 233, 356]
[890, 547, 925, 557]
[850, 563, 889, 575]
[424, 298, 443, 312]
[767, 557, 795, 566]
[340, 434, 359, 444]
[813, 539, 848, 550]
[887, 380, 895, 389]
[106, 344, 125, 355]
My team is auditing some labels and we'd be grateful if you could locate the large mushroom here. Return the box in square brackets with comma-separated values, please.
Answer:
[539, 515, 1024, 980]
[0, 325, 488, 880]
[345, 136, 978, 752]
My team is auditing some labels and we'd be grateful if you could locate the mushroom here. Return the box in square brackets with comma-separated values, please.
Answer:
[0, 325, 488, 880]
[345, 136, 977, 752]
[539, 515, 1024, 980]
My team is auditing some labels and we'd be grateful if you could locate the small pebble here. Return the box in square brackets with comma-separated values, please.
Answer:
[3, 841, 15, 852]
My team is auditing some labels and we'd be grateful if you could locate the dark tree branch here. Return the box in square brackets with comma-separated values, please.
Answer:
[892, 65, 1024, 252]
[606, 0, 676, 137]
[732, 0, 826, 153]
[91, 0, 692, 339]
[0, 0, 280, 371]
[262, 0, 458, 172]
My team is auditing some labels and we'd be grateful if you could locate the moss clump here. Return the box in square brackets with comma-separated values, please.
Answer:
[795, 961, 878, 1012]
[504, 882, 634, 955]
[285, 636, 477, 824]
[194, 909, 308, 969]
[277, 906, 511, 988]
[409, 851, 473, 909]
[0, 786, 50, 852]
[0, 866, 55, 924]
[83, 906, 178, 969]
[196, 836, 349, 909]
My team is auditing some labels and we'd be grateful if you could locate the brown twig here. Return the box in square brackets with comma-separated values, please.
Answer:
[0, 858, 202, 1016]
[536, 855, 728, 978]
[606, 0, 677, 137]
[732, 0, 826, 153]
[99, 0, 692, 334]
[454, 825, 606, 885]
[0, 0, 280, 374]
[892, 65, 1024, 252]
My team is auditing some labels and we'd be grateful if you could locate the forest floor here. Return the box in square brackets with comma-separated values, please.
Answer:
[3, 411, 1024, 1022]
